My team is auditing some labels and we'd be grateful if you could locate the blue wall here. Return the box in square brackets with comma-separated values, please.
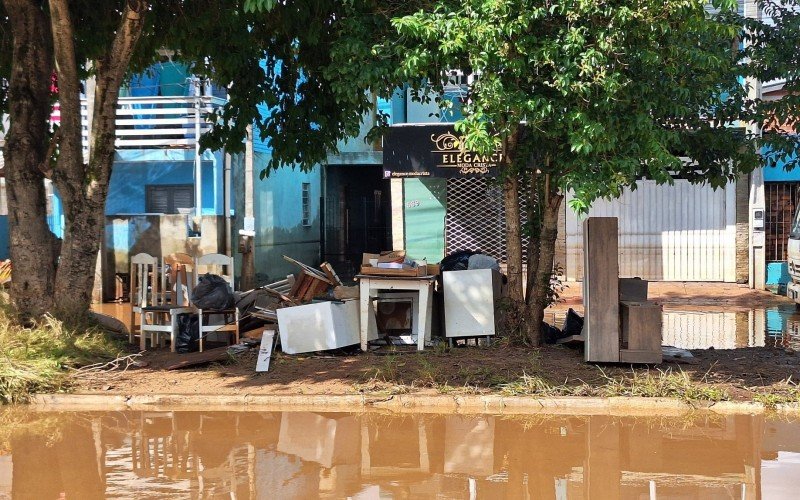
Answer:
[763, 147, 800, 182]
[233, 151, 322, 285]
[0, 217, 8, 260]
[106, 149, 223, 215]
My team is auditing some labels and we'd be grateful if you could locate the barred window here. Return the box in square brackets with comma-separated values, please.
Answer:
[301, 182, 311, 227]
[146, 184, 194, 214]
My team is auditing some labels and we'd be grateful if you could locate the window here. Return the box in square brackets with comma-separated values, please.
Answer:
[301, 183, 311, 227]
[146, 184, 194, 214]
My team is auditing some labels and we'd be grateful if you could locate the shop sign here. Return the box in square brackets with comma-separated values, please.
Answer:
[383, 124, 502, 178]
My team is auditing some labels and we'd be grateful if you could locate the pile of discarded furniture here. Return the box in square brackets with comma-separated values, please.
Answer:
[244, 249, 505, 356]
[130, 216, 664, 368]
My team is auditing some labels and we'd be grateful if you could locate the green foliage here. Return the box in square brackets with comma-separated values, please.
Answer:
[361, 0, 798, 209]
[0, 1, 410, 175]
[0, 306, 122, 404]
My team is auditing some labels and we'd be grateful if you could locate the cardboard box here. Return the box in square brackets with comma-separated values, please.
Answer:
[362, 253, 380, 265]
[360, 264, 428, 277]
[362, 251, 407, 265]
[378, 250, 406, 263]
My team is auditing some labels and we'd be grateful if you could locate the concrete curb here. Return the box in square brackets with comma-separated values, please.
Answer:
[29, 393, 799, 416]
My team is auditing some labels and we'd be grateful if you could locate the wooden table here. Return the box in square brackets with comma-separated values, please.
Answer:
[356, 274, 436, 351]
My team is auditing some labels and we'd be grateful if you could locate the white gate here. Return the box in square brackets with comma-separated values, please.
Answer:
[565, 180, 737, 282]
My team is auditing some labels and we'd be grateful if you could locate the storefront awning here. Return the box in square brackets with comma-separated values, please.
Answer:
[382, 124, 502, 179]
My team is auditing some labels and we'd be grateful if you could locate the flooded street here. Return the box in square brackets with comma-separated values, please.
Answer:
[1, 409, 799, 498]
[544, 304, 800, 351]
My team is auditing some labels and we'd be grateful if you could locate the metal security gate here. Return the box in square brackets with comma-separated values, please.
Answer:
[445, 178, 528, 263]
[565, 180, 737, 282]
[765, 182, 800, 262]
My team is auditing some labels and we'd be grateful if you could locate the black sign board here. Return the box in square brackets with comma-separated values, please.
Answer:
[382, 124, 502, 178]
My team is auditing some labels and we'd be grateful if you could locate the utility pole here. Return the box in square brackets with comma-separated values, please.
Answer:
[239, 124, 256, 290]
[86, 69, 105, 303]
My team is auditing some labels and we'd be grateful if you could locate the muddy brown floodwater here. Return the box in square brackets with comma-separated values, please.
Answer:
[0, 410, 799, 499]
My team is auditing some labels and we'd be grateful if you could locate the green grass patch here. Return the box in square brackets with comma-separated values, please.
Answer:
[0, 307, 123, 404]
[598, 368, 730, 403]
[754, 380, 800, 410]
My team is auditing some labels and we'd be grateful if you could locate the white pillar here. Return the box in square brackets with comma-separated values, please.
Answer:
[194, 77, 202, 218]
[744, 1, 764, 289]
[390, 178, 405, 250]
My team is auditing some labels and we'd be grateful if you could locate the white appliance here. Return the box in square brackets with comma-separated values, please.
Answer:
[277, 300, 361, 354]
[443, 269, 501, 338]
[277, 412, 360, 468]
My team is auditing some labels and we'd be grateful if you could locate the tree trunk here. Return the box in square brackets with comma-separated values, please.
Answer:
[50, 0, 148, 312]
[504, 175, 524, 303]
[525, 172, 541, 301]
[526, 183, 563, 346]
[501, 130, 523, 304]
[2, 0, 58, 317]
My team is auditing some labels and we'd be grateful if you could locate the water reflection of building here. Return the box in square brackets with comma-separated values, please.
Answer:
[2, 409, 800, 498]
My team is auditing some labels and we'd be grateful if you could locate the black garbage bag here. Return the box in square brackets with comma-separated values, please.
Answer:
[561, 308, 584, 337]
[542, 322, 562, 344]
[176, 313, 199, 353]
[440, 250, 477, 272]
[191, 273, 235, 310]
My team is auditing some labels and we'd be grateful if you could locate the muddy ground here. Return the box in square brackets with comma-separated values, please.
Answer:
[79, 335, 800, 403]
[81, 283, 800, 403]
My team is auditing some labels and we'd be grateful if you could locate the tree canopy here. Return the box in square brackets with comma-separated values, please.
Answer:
[310, 0, 800, 344]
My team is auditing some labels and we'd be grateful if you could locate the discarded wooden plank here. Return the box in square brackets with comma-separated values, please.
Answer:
[256, 329, 276, 372]
[333, 285, 359, 300]
[283, 255, 333, 284]
[583, 217, 620, 363]
[290, 273, 314, 300]
[251, 309, 278, 321]
[321, 262, 343, 286]
[242, 327, 268, 340]
[164, 347, 233, 370]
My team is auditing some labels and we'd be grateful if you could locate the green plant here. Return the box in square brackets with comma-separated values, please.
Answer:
[0, 307, 122, 403]
[500, 373, 568, 397]
[415, 356, 442, 386]
[598, 369, 730, 403]
[754, 380, 800, 410]
[363, 354, 404, 384]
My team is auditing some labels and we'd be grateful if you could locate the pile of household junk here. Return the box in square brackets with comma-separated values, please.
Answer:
[231, 249, 531, 363]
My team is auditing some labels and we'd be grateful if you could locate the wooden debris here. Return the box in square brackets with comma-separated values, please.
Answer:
[241, 327, 270, 340]
[283, 255, 333, 285]
[164, 346, 235, 370]
[321, 262, 343, 286]
[333, 285, 359, 300]
[288, 269, 330, 302]
[256, 329, 276, 372]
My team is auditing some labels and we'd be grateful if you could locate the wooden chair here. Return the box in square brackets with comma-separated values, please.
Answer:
[194, 253, 239, 352]
[130, 253, 159, 347]
[132, 252, 194, 352]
